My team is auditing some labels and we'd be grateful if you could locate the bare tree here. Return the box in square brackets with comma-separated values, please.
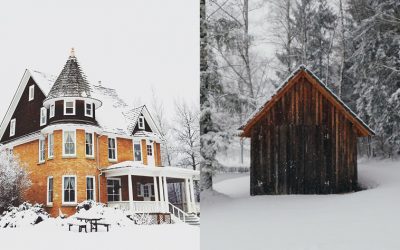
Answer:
[150, 89, 176, 166]
[173, 100, 200, 170]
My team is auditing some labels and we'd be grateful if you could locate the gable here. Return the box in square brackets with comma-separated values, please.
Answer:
[0, 73, 47, 143]
[132, 112, 153, 134]
[241, 66, 375, 137]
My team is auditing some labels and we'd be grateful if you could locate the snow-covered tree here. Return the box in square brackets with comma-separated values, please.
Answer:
[346, 0, 400, 157]
[0, 150, 31, 212]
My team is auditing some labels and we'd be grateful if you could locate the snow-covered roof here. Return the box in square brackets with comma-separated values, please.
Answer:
[28, 69, 56, 95]
[45, 54, 92, 101]
[26, 69, 160, 138]
[240, 65, 375, 136]
[103, 161, 200, 178]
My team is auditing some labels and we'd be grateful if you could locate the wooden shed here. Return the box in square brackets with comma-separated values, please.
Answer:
[240, 66, 375, 195]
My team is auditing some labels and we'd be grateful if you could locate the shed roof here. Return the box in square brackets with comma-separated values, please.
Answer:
[240, 65, 375, 137]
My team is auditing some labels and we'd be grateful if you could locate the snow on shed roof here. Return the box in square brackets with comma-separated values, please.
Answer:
[240, 65, 375, 137]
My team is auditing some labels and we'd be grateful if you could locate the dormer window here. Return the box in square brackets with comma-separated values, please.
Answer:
[64, 101, 75, 115]
[10, 118, 16, 137]
[50, 104, 55, 118]
[138, 116, 145, 130]
[29, 85, 34, 101]
[40, 107, 47, 126]
[85, 102, 93, 117]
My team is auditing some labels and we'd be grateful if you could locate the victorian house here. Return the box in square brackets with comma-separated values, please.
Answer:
[0, 49, 199, 224]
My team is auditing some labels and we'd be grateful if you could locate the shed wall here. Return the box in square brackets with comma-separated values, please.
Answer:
[250, 77, 358, 194]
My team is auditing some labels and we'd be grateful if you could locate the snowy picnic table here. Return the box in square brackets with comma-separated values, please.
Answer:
[75, 216, 104, 232]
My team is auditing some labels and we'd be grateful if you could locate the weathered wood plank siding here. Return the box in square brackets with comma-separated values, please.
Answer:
[250, 76, 358, 195]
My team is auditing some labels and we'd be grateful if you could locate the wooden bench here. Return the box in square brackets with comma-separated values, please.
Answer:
[68, 221, 87, 233]
[97, 222, 111, 232]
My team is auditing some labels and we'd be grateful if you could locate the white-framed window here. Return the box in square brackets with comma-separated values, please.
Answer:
[86, 176, 96, 201]
[85, 132, 94, 157]
[39, 138, 45, 163]
[63, 130, 76, 156]
[47, 176, 53, 205]
[108, 137, 117, 161]
[50, 104, 55, 118]
[147, 144, 153, 156]
[40, 107, 47, 126]
[138, 116, 145, 129]
[137, 183, 154, 197]
[64, 100, 75, 115]
[48, 133, 54, 159]
[85, 102, 93, 117]
[62, 175, 77, 204]
[107, 178, 121, 202]
[134, 142, 142, 161]
[9, 118, 16, 137]
[29, 85, 34, 101]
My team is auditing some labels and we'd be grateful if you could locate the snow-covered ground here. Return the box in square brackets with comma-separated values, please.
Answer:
[202, 159, 400, 250]
[0, 219, 199, 250]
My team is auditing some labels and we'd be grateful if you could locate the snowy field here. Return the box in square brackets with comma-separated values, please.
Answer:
[202, 159, 400, 250]
[0, 220, 199, 250]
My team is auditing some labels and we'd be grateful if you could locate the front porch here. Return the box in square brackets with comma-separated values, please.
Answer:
[102, 161, 199, 217]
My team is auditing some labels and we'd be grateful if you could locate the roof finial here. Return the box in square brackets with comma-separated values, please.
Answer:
[70, 47, 75, 57]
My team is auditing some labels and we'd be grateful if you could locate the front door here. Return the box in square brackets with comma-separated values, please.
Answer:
[146, 143, 155, 166]
[142, 184, 152, 201]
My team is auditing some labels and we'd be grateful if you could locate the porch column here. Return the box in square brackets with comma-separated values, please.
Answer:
[163, 176, 169, 210]
[189, 177, 196, 213]
[153, 176, 159, 202]
[128, 174, 134, 212]
[158, 176, 165, 209]
[185, 178, 192, 213]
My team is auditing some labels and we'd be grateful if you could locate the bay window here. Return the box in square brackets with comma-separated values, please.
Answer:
[39, 138, 45, 163]
[47, 176, 53, 205]
[85, 132, 94, 157]
[63, 131, 76, 156]
[86, 176, 95, 201]
[48, 133, 54, 159]
[64, 100, 75, 115]
[62, 176, 76, 204]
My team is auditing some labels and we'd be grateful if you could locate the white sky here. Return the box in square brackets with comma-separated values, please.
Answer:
[0, 0, 199, 121]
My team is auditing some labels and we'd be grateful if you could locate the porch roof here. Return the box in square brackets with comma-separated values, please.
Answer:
[101, 161, 199, 179]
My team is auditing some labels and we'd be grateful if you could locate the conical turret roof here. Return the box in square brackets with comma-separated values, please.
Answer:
[45, 48, 92, 101]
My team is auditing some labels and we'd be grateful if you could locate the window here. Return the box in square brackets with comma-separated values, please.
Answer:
[134, 142, 142, 161]
[108, 138, 117, 161]
[40, 107, 47, 126]
[47, 177, 53, 205]
[86, 176, 95, 201]
[39, 138, 45, 163]
[50, 104, 55, 118]
[64, 101, 75, 115]
[85, 132, 94, 157]
[48, 133, 54, 159]
[137, 183, 153, 197]
[147, 144, 153, 156]
[63, 176, 76, 204]
[85, 102, 93, 117]
[63, 131, 76, 156]
[107, 179, 121, 202]
[138, 116, 145, 129]
[29, 85, 34, 101]
[10, 119, 16, 137]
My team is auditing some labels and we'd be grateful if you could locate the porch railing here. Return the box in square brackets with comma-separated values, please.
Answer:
[168, 202, 188, 223]
[108, 201, 167, 213]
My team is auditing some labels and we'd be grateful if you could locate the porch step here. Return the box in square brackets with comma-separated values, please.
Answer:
[184, 214, 200, 226]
